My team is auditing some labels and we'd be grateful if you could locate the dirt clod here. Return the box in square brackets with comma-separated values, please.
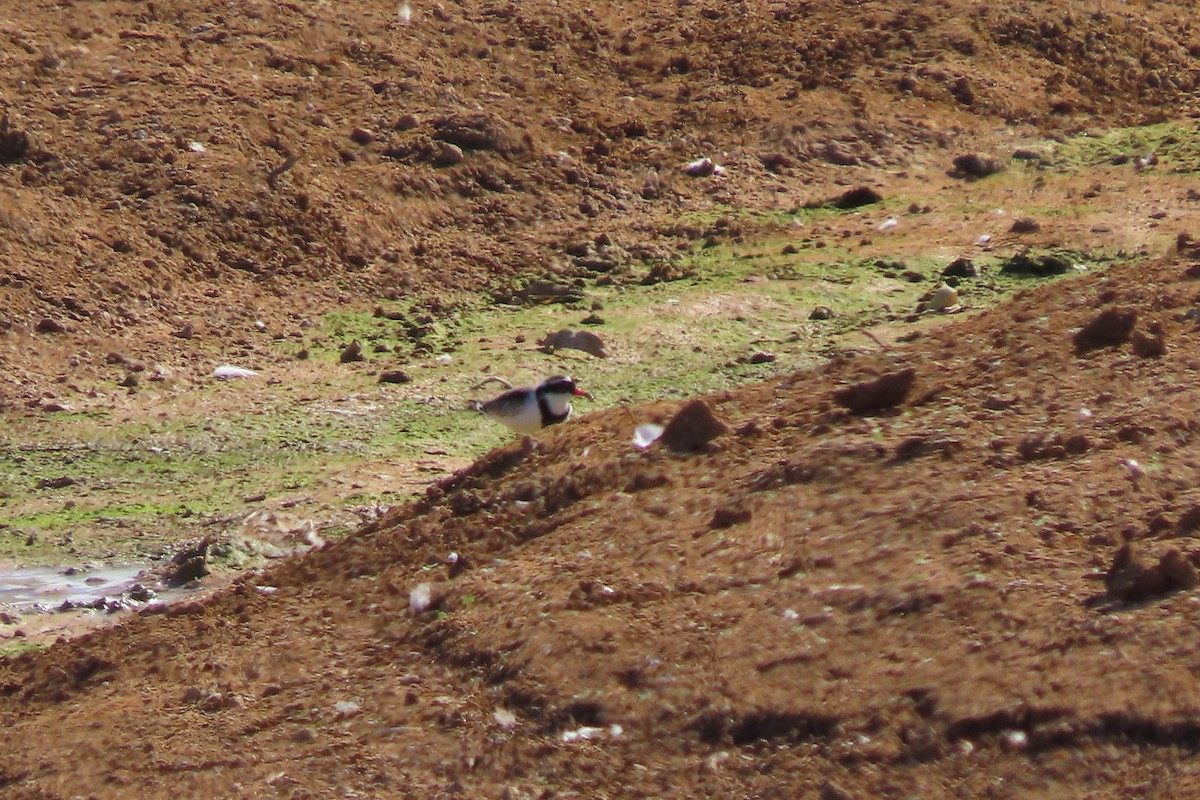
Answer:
[950, 153, 1004, 178]
[1074, 307, 1137, 353]
[340, 340, 365, 363]
[537, 329, 608, 358]
[659, 400, 729, 452]
[830, 186, 883, 209]
[1106, 544, 1198, 602]
[1131, 324, 1167, 358]
[709, 506, 753, 529]
[35, 317, 65, 334]
[379, 369, 413, 384]
[833, 368, 916, 414]
[943, 258, 977, 278]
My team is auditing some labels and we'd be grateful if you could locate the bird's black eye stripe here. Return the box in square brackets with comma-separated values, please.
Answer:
[539, 376, 576, 394]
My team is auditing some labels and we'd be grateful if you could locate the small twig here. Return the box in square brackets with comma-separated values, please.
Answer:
[470, 376, 513, 392]
[861, 329, 892, 351]
[267, 152, 300, 189]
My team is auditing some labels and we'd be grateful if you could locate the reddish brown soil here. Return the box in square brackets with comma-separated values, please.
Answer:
[6, 0, 1200, 796]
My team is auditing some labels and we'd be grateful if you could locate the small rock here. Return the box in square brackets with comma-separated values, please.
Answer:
[349, 127, 376, 145]
[127, 583, 156, 603]
[819, 782, 854, 800]
[1074, 307, 1137, 353]
[165, 538, 211, 586]
[171, 323, 195, 339]
[291, 727, 317, 743]
[379, 369, 413, 384]
[394, 113, 419, 131]
[710, 506, 752, 529]
[747, 352, 776, 364]
[120, 373, 139, 388]
[1106, 544, 1198, 602]
[340, 341, 365, 363]
[35, 317, 65, 334]
[950, 153, 1005, 179]
[409, 582, 442, 613]
[1010, 217, 1041, 233]
[640, 169, 661, 199]
[38, 476, 78, 489]
[682, 157, 717, 177]
[810, 306, 834, 320]
[918, 285, 959, 313]
[1131, 323, 1167, 358]
[434, 141, 464, 167]
[659, 399, 729, 452]
[537, 329, 608, 359]
[833, 368, 916, 414]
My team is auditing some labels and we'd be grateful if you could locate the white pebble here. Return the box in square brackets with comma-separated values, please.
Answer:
[212, 364, 259, 380]
[333, 700, 361, 717]
[632, 423, 664, 450]
[878, 217, 898, 231]
[409, 582, 434, 613]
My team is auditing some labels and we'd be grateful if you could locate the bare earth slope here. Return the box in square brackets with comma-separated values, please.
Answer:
[7, 253, 1200, 797]
[2, 0, 1200, 396]
[5, 0, 1200, 797]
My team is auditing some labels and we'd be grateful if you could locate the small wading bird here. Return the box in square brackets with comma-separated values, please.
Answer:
[476, 375, 590, 435]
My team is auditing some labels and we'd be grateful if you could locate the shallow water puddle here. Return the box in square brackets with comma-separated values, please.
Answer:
[0, 564, 147, 611]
